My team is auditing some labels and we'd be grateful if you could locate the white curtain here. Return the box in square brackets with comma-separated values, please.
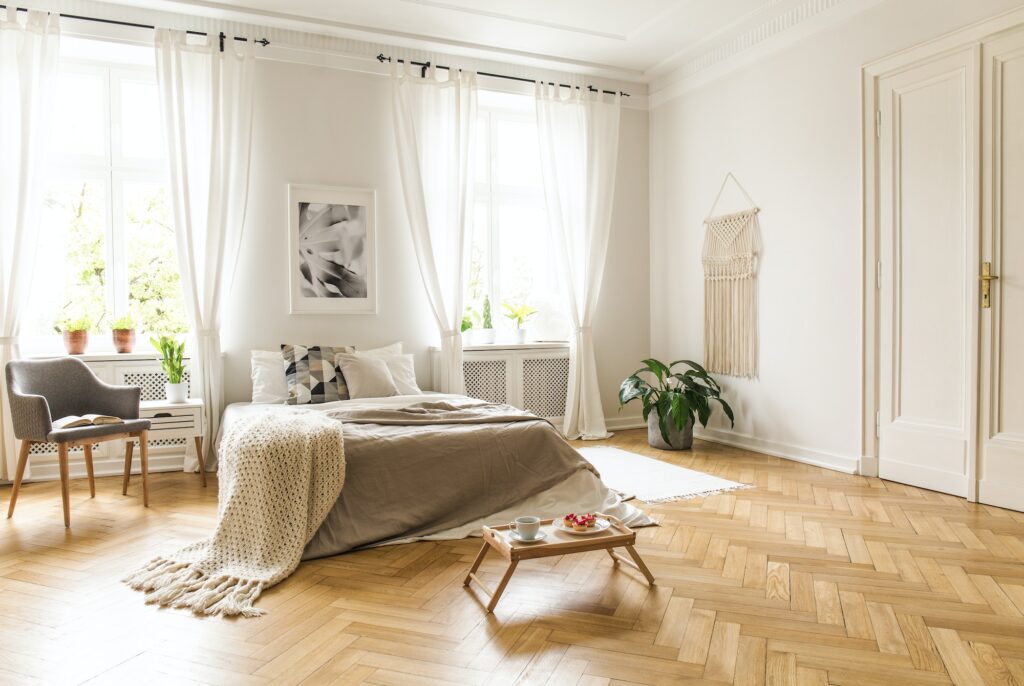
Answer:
[391, 64, 476, 394]
[155, 29, 255, 472]
[535, 83, 621, 440]
[0, 9, 60, 481]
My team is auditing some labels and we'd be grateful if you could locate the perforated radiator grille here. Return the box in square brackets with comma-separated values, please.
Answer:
[463, 359, 507, 404]
[522, 357, 569, 418]
[122, 371, 192, 401]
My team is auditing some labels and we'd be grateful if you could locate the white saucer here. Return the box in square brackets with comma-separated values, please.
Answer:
[509, 530, 547, 544]
[554, 518, 611, 535]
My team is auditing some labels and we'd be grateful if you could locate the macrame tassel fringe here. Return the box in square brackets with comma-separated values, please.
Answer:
[703, 210, 760, 378]
[123, 557, 266, 617]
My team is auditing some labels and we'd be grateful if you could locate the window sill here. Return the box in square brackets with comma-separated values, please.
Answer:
[26, 351, 173, 362]
[429, 341, 569, 352]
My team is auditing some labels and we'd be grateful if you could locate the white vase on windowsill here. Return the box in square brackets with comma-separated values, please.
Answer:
[165, 382, 188, 403]
[478, 328, 495, 344]
[513, 328, 527, 344]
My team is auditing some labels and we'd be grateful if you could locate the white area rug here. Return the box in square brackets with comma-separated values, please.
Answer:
[578, 446, 750, 503]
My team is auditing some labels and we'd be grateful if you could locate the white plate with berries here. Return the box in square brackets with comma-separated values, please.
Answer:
[555, 513, 611, 535]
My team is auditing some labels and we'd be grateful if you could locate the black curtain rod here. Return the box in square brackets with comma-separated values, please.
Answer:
[376, 53, 629, 97]
[1, 5, 269, 51]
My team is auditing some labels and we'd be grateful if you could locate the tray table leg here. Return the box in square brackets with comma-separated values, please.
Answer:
[486, 560, 518, 613]
[464, 542, 490, 586]
[625, 544, 656, 585]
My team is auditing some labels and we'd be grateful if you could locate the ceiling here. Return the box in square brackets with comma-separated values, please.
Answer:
[108, 0, 813, 81]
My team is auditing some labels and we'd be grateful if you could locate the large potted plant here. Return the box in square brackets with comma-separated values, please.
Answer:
[152, 335, 187, 403]
[619, 358, 734, 450]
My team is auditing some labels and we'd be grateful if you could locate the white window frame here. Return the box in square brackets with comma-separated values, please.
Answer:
[473, 101, 548, 326]
[33, 53, 176, 352]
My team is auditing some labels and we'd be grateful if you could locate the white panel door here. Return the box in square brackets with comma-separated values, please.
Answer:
[877, 48, 979, 497]
[979, 28, 1024, 511]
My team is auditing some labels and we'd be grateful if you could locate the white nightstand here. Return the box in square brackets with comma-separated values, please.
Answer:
[128, 399, 207, 487]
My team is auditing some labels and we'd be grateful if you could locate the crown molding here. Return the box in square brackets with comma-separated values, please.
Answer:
[648, 0, 886, 107]
[77, 0, 646, 83]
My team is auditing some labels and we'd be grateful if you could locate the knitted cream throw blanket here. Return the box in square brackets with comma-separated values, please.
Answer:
[123, 411, 345, 617]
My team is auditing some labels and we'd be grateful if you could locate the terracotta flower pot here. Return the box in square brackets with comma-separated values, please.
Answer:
[112, 329, 136, 354]
[63, 330, 89, 355]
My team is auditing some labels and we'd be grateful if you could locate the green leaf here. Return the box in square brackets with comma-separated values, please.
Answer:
[716, 398, 735, 427]
[670, 393, 691, 431]
[642, 358, 670, 382]
[696, 396, 711, 427]
[670, 359, 708, 376]
[618, 376, 650, 406]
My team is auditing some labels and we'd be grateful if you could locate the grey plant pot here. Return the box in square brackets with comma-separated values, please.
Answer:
[647, 409, 694, 450]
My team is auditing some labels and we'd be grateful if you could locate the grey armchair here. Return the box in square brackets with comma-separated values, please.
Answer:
[5, 357, 152, 527]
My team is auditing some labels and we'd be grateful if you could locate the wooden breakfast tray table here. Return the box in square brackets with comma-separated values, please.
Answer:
[464, 512, 655, 612]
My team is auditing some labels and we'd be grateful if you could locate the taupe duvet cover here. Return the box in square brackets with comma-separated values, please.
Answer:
[300, 398, 598, 559]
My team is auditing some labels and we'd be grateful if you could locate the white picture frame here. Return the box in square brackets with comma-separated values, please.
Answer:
[288, 184, 377, 315]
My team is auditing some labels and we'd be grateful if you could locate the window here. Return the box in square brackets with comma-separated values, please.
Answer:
[24, 37, 187, 350]
[467, 91, 567, 341]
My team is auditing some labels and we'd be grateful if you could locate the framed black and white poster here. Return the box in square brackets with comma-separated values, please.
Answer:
[288, 184, 377, 315]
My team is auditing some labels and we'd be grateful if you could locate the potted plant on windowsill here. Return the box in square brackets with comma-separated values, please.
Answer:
[479, 295, 495, 344]
[152, 335, 187, 403]
[502, 302, 537, 344]
[618, 358, 734, 450]
[111, 314, 136, 354]
[57, 316, 93, 355]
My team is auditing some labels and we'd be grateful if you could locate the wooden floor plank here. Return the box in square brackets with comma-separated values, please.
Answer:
[1, 429, 1022, 685]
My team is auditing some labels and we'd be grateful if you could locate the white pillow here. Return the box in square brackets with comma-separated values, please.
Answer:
[336, 354, 400, 399]
[251, 350, 288, 403]
[358, 342, 402, 356]
[368, 353, 422, 395]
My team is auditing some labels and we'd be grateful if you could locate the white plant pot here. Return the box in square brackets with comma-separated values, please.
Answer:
[513, 328, 527, 344]
[165, 381, 188, 403]
[479, 328, 495, 344]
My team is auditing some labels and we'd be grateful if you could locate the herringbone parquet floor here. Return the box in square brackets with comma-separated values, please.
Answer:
[2, 431, 1024, 685]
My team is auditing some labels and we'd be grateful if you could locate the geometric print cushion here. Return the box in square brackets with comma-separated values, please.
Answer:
[281, 344, 354, 405]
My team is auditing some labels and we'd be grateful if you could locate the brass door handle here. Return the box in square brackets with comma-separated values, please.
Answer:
[981, 262, 998, 308]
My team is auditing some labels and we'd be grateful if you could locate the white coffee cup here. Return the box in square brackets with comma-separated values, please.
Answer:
[509, 515, 541, 540]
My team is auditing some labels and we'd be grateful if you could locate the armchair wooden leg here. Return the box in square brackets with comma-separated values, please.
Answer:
[83, 444, 95, 498]
[194, 436, 207, 488]
[7, 440, 31, 519]
[139, 431, 150, 508]
[57, 443, 71, 528]
[122, 441, 134, 496]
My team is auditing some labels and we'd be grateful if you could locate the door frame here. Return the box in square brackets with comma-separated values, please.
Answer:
[860, 6, 1024, 495]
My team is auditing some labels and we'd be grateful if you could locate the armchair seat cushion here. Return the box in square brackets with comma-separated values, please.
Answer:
[47, 419, 152, 444]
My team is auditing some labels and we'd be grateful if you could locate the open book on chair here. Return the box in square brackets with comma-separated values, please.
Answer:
[52, 414, 124, 430]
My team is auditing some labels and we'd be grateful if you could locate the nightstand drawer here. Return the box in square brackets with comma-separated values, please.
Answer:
[139, 403, 203, 440]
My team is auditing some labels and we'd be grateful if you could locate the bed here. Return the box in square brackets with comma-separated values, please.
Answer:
[215, 394, 651, 560]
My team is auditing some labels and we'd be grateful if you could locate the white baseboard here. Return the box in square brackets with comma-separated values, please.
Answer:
[602, 416, 861, 475]
[976, 479, 1023, 511]
[859, 455, 879, 477]
[605, 415, 645, 431]
[693, 427, 861, 474]
[14, 453, 190, 483]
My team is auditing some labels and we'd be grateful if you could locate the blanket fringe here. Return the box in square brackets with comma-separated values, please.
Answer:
[123, 557, 266, 617]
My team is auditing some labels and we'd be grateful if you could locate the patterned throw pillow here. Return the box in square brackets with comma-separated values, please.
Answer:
[281, 344, 354, 404]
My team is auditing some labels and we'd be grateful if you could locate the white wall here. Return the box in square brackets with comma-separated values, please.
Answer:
[223, 58, 650, 426]
[649, 0, 1024, 472]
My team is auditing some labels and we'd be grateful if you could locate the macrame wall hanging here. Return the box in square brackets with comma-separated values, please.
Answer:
[702, 173, 761, 378]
